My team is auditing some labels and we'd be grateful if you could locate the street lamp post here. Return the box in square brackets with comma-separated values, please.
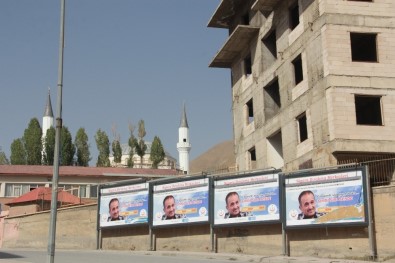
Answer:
[46, 0, 65, 262]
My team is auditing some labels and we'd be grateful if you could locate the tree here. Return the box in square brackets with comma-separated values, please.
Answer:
[111, 125, 122, 165]
[10, 138, 26, 165]
[133, 119, 147, 168]
[43, 126, 55, 165]
[95, 129, 110, 167]
[0, 147, 9, 165]
[23, 118, 42, 165]
[150, 136, 165, 169]
[60, 126, 75, 166]
[75, 127, 91, 167]
[127, 121, 136, 168]
[112, 140, 122, 164]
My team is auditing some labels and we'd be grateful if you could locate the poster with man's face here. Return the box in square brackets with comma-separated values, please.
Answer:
[213, 173, 280, 226]
[99, 183, 149, 228]
[152, 178, 209, 227]
[284, 169, 367, 228]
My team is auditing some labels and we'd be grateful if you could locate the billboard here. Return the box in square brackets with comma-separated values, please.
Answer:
[284, 167, 368, 228]
[152, 177, 209, 227]
[213, 172, 280, 226]
[99, 182, 149, 228]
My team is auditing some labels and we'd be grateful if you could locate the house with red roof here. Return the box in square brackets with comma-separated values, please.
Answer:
[5, 186, 82, 217]
[0, 165, 179, 213]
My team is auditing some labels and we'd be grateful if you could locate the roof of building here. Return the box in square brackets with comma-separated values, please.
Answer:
[6, 186, 81, 206]
[0, 165, 179, 178]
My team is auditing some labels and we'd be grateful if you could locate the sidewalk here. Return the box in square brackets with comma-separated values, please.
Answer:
[0, 249, 394, 263]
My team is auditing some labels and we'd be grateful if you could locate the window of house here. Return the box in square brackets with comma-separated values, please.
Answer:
[297, 112, 308, 143]
[262, 30, 277, 59]
[292, 54, 303, 85]
[244, 54, 252, 76]
[59, 184, 84, 197]
[5, 183, 44, 197]
[289, 3, 300, 30]
[246, 98, 254, 124]
[355, 95, 383, 125]
[264, 78, 281, 120]
[90, 185, 98, 198]
[350, 33, 378, 62]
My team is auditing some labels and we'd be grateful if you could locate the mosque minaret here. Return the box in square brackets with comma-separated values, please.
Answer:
[42, 89, 54, 139]
[177, 103, 191, 174]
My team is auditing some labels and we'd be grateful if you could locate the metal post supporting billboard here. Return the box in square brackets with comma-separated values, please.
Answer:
[365, 166, 377, 260]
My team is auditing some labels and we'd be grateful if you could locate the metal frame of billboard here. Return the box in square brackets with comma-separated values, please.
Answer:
[150, 175, 210, 229]
[97, 178, 149, 229]
[210, 169, 282, 228]
[282, 166, 369, 229]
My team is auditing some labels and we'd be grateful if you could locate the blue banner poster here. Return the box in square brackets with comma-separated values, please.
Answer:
[152, 178, 209, 226]
[214, 173, 280, 225]
[99, 183, 149, 227]
[285, 170, 365, 227]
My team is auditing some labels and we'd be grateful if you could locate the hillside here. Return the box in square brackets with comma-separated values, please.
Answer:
[189, 140, 236, 174]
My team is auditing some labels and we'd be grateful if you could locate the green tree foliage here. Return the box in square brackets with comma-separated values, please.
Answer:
[60, 126, 75, 166]
[10, 138, 26, 164]
[0, 147, 9, 165]
[127, 122, 136, 168]
[95, 129, 110, 167]
[75, 128, 91, 167]
[43, 127, 55, 165]
[150, 136, 165, 169]
[134, 120, 147, 167]
[112, 139, 122, 164]
[23, 118, 42, 165]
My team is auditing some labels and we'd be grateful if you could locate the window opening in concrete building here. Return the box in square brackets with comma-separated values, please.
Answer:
[292, 54, 303, 85]
[355, 95, 383, 125]
[350, 33, 377, 62]
[248, 147, 257, 170]
[242, 12, 250, 25]
[264, 78, 281, 120]
[262, 30, 277, 60]
[289, 3, 300, 30]
[267, 131, 284, 168]
[299, 159, 313, 170]
[244, 54, 252, 76]
[246, 98, 254, 124]
[297, 112, 308, 143]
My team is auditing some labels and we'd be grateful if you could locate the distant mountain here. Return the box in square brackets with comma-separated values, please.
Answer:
[190, 140, 236, 174]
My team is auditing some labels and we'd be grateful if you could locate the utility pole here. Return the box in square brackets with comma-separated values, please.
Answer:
[46, 0, 65, 262]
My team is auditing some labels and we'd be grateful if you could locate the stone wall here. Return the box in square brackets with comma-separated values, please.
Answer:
[2, 204, 97, 250]
[2, 185, 394, 261]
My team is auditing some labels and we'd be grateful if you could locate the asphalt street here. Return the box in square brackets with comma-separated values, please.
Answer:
[1, 249, 391, 263]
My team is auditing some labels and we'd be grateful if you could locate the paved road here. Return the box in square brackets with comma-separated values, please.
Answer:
[0, 249, 390, 263]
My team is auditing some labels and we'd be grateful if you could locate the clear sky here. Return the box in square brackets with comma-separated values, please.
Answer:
[0, 0, 233, 166]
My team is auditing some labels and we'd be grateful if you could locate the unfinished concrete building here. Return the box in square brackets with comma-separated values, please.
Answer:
[208, 0, 395, 181]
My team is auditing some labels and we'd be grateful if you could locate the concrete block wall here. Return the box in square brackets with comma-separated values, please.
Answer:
[228, 0, 395, 171]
